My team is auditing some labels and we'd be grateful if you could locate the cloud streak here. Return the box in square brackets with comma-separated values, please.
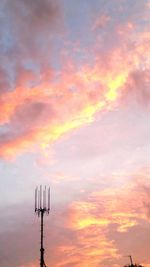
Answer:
[0, 0, 149, 158]
[1, 170, 150, 267]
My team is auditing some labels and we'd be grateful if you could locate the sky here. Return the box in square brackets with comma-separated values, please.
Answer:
[0, 0, 150, 266]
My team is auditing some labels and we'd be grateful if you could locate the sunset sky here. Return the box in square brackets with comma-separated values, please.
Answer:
[1, 0, 150, 266]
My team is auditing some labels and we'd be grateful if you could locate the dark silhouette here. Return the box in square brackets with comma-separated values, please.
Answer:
[35, 186, 50, 267]
[124, 265, 143, 267]
[124, 255, 144, 267]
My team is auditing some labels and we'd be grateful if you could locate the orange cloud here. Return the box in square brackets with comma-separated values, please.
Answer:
[61, 171, 150, 266]
[0, 19, 150, 158]
[56, 227, 119, 267]
[2, 171, 150, 267]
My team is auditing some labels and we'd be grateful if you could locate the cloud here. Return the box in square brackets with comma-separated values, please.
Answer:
[123, 69, 150, 107]
[0, 1, 150, 159]
[61, 170, 150, 266]
[1, 171, 150, 267]
[0, 0, 62, 99]
[1, 0, 61, 57]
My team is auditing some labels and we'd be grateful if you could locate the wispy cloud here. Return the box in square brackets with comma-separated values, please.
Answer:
[0, 1, 149, 159]
[1, 2, 150, 265]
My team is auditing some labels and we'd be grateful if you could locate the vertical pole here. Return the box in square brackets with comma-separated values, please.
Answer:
[44, 186, 46, 209]
[38, 190, 40, 210]
[129, 255, 133, 266]
[48, 187, 50, 212]
[40, 185, 42, 209]
[40, 210, 44, 267]
[35, 186, 50, 267]
[35, 188, 36, 212]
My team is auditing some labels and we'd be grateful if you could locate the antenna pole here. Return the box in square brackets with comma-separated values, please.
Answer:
[35, 186, 50, 267]
[40, 210, 44, 267]
[128, 255, 133, 266]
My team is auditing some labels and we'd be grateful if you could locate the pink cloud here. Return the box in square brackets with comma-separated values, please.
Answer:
[0, 2, 150, 159]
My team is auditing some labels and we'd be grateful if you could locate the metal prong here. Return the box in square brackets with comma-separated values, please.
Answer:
[48, 187, 50, 212]
[35, 187, 37, 212]
[40, 185, 42, 209]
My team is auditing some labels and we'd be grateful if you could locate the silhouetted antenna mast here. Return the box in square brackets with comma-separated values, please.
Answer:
[124, 255, 143, 267]
[128, 255, 133, 266]
[35, 186, 50, 267]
